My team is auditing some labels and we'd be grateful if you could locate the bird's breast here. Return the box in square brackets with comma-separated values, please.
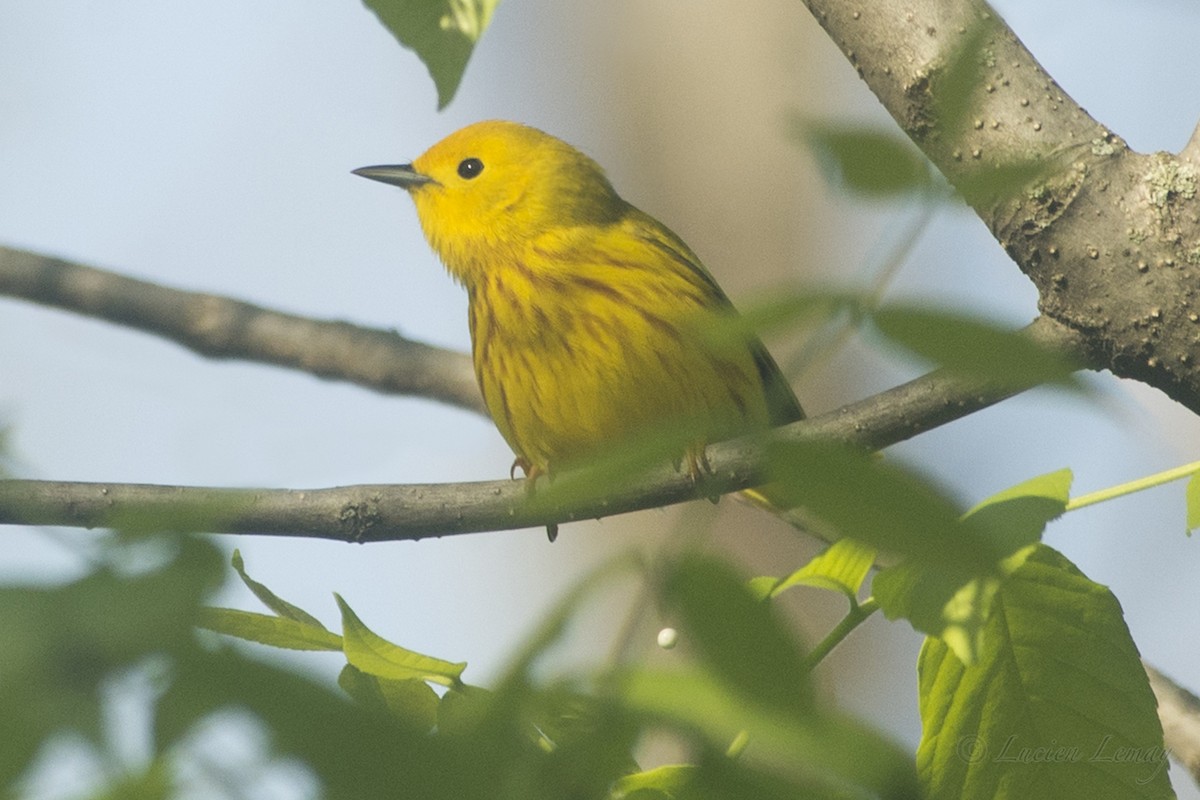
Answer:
[466, 262, 769, 473]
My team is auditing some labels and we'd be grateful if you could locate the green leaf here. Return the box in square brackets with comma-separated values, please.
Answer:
[660, 554, 812, 715]
[753, 539, 877, 601]
[338, 665, 440, 731]
[1186, 471, 1200, 535]
[526, 417, 714, 511]
[230, 549, 329, 629]
[917, 545, 1172, 799]
[336, 593, 466, 687]
[956, 158, 1059, 210]
[518, 688, 644, 799]
[796, 120, 934, 198]
[870, 305, 1081, 391]
[0, 533, 222, 786]
[873, 470, 1069, 664]
[361, 0, 498, 109]
[436, 684, 494, 736]
[157, 649, 449, 800]
[84, 760, 173, 800]
[963, 468, 1071, 554]
[697, 291, 861, 366]
[932, 17, 992, 136]
[767, 441, 993, 571]
[616, 668, 918, 798]
[929, 19, 1065, 210]
[874, 550, 1026, 667]
[611, 764, 696, 799]
[196, 607, 343, 651]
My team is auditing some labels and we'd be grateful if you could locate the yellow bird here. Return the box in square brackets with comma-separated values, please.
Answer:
[355, 121, 802, 517]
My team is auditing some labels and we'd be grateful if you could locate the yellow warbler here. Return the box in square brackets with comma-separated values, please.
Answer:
[355, 120, 802, 493]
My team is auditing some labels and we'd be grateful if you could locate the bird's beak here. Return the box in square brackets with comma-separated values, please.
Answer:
[352, 164, 435, 189]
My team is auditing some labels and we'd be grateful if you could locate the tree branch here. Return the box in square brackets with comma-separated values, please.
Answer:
[0, 314, 1084, 539]
[0, 245, 484, 415]
[802, 0, 1200, 414]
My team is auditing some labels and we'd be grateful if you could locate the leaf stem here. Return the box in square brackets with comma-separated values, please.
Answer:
[1065, 460, 1200, 512]
[803, 597, 880, 670]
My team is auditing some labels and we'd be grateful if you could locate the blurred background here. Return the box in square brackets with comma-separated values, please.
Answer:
[2, 0, 1199, 796]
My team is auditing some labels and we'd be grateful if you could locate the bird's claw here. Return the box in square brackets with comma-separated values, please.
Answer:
[511, 457, 558, 541]
[685, 446, 721, 504]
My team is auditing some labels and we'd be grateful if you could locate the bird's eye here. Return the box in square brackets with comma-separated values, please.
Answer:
[457, 158, 484, 179]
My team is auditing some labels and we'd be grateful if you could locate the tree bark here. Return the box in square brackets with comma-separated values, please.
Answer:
[802, 0, 1200, 411]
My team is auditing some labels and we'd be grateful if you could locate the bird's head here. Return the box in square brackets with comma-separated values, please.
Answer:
[355, 120, 626, 282]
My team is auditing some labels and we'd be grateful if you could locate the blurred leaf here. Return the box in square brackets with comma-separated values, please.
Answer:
[795, 120, 934, 198]
[752, 539, 877, 601]
[928, 18, 1061, 210]
[523, 688, 643, 800]
[231, 549, 328, 629]
[83, 760, 172, 800]
[697, 291, 861, 356]
[956, 158, 1058, 209]
[932, 18, 992, 136]
[767, 441, 994, 571]
[917, 545, 1171, 799]
[157, 649, 452, 800]
[874, 546, 1034, 667]
[0, 423, 14, 478]
[874, 469, 1068, 663]
[870, 305, 1082, 391]
[526, 417, 713, 511]
[437, 684, 495, 736]
[660, 554, 812, 715]
[679, 753, 848, 800]
[361, 0, 498, 108]
[611, 764, 696, 799]
[336, 593, 466, 687]
[616, 668, 918, 798]
[105, 492, 257, 539]
[197, 607, 343, 651]
[339, 665, 439, 731]
[0, 533, 222, 786]
[439, 678, 640, 800]
[1187, 471, 1200, 535]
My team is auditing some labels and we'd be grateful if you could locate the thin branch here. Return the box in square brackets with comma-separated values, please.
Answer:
[0, 315, 1086, 540]
[0, 245, 483, 415]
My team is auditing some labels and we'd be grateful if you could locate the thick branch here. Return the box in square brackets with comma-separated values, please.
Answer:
[0, 246, 483, 415]
[0, 315, 1083, 539]
[802, 0, 1200, 413]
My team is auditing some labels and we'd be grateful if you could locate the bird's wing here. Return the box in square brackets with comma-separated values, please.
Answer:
[621, 210, 805, 426]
